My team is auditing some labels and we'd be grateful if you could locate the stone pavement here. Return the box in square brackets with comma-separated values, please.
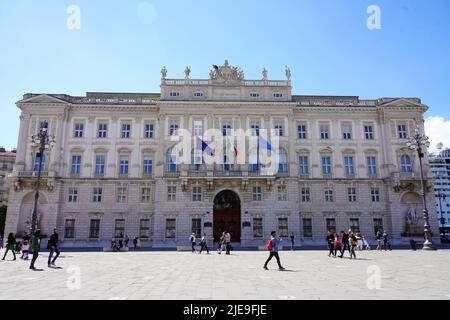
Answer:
[1, 248, 449, 300]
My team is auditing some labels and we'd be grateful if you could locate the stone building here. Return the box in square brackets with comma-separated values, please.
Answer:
[0, 147, 16, 206]
[4, 61, 439, 247]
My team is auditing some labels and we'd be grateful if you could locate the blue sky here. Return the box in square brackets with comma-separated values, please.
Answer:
[0, 0, 449, 150]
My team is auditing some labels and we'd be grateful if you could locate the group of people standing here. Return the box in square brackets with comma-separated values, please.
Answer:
[110, 235, 141, 252]
[1, 228, 60, 270]
[327, 230, 393, 259]
[189, 231, 233, 255]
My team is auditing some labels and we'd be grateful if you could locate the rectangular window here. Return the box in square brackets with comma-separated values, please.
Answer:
[348, 187, 357, 202]
[278, 218, 288, 237]
[326, 218, 336, 233]
[349, 218, 360, 233]
[342, 125, 352, 140]
[322, 156, 332, 175]
[64, 219, 75, 239]
[95, 155, 106, 175]
[89, 219, 100, 238]
[98, 123, 108, 138]
[297, 124, 307, 139]
[68, 187, 78, 203]
[253, 218, 263, 238]
[143, 156, 153, 175]
[364, 125, 374, 140]
[116, 187, 127, 203]
[298, 156, 309, 174]
[141, 187, 151, 202]
[371, 188, 380, 202]
[274, 122, 284, 136]
[167, 186, 176, 201]
[34, 153, 46, 172]
[192, 186, 202, 202]
[344, 156, 354, 175]
[71, 155, 82, 174]
[398, 124, 408, 139]
[144, 123, 154, 139]
[320, 124, 329, 140]
[114, 219, 125, 238]
[93, 187, 102, 202]
[121, 123, 131, 139]
[169, 122, 179, 136]
[194, 121, 203, 137]
[222, 123, 232, 136]
[301, 187, 310, 202]
[324, 189, 334, 202]
[139, 219, 150, 238]
[373, 218, 383, 236]
[302, 218, 312, 238]
[367, 156, 377, 175]
[74, 123, 84, 138]
[250, 122, 260, 136]
[252, 186, 262, 201]
[119, 156, 129, 175]
[165, 219, 176, 238]
[277, 185, 287, 201]
[192, 218, 202, 237]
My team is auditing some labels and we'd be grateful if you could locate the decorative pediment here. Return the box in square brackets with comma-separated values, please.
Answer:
[19, 94, 70, 105]
[209, 59, 244, 83]
[378, 98, 425, 108]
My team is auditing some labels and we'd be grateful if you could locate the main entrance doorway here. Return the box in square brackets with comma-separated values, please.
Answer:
[213, 190, 241, 243]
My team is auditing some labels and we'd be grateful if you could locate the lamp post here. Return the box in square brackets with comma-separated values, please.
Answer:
[437, 191, 447, 229]
[406, 125, 436, 250]
[30, 122, 55, 233]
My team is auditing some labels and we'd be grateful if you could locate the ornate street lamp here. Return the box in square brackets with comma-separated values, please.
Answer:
[30, 122, 55, 233]
[436, 191, 447, 229]
[406, 125, 436, 250]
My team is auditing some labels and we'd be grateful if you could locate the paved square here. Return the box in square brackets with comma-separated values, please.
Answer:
[1, 249, 449, 300]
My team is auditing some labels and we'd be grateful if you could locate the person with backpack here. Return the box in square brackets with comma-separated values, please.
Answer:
[334, 233, 342, 258]
[29, 229, 41, 270]
[263, 231, 285, 270]
[189, 233, 197, 253]
[2, 233, 17, 261]
[326, 231, 335, 257]
[349, 231, 358, 259]
[199, 232, 209, 254]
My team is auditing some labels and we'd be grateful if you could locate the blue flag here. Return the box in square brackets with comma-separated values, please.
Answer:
[196, 136, 214, 156]
[259, 136, 273, 151]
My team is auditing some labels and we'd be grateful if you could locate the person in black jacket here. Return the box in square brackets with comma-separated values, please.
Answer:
[326, 231, 335, 257]
[47, 228, 60, 267]
[340, 231, 350, 258]
[2, 233, 17, 261]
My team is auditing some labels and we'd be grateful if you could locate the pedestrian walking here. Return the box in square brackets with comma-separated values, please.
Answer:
[326, 231, 335, 257]
[349, 232, 357, 259]
[217, 232, 226, 254]
[290, 232, 295, 251]
[132, 237, 138, 251]
[29, 229, 41, 270]
[340, 231, 350, 258]
[47, 228, 60, 267]
[21, 238, 30, 260]
[263, 231, 285, 270]
[334, 233, 342, 258]
[356, 231, 363, 250]
[225, 232, 231, 255]
[124, 235, 129, 248]
[2, 233, 17, 261]
[363, 236, 371, 250]
[0, 235, 3, 249]
[383, 231, 392, 251]
[375, 231, 382, 250]
[189, 233, 197, 253]
[199, 232, 209, 254]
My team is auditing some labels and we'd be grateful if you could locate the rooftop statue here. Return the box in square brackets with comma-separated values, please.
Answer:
[184, 66, 191, 79]
[285, 66, 291, 81]
[262, 68, 268, 80]
[161, 66, 167, 79]
[210, 60, 244, 82]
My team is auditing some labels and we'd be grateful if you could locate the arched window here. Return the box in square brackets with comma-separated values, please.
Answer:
[166, 148, 179, 172]
[278, 149, 288, 173]
[400, 154, 412, 173]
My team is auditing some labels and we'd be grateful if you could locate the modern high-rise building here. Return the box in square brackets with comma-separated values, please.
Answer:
[4, 61, 439, 248]
[429, 148, 450, 229]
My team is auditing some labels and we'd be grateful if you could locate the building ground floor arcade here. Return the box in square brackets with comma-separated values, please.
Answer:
[4, 177, 440, 248]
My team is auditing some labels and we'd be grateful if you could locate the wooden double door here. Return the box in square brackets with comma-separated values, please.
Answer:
[213, 208, 241, 243]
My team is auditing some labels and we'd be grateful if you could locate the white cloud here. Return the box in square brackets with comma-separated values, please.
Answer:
[424, 116, 450, 153]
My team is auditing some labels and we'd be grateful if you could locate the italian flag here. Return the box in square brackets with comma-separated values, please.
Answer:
[226, 136, 238, 156]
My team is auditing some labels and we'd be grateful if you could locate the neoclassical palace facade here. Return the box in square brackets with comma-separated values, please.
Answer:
[5, 61, 439, 248]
